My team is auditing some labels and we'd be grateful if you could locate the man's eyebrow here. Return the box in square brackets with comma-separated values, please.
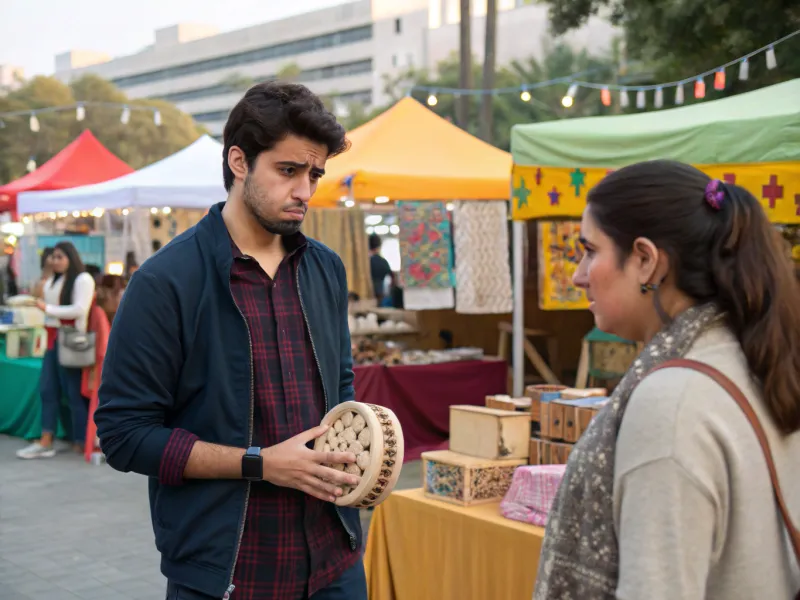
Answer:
[276, 160, 325, 175]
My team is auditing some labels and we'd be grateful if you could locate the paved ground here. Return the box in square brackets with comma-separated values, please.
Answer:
[0, 435, 422, 599]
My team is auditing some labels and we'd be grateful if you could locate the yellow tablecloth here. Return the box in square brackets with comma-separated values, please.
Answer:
[364, 488, 544, 600]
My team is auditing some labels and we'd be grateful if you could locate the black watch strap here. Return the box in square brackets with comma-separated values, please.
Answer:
[242, 446, 263, 481]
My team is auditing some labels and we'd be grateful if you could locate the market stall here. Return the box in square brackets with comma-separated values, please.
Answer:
[508, 78, 800, 395]
[14, 135, 223, 278]
[0, 130, 133, 219]
[312, 96, 512, 204]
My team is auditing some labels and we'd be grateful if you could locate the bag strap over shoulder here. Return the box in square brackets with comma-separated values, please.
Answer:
[651, 358, 800, 583]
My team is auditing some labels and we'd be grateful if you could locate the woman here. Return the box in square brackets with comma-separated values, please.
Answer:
[16, 241, 96, 459]
[534, 160, 800, 599]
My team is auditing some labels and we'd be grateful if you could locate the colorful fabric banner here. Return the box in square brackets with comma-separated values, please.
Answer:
[453, 200, 513, 314]
[538, 221, 589, 311]
[397, 201, 454, 289]
[512, 161, 800, 224]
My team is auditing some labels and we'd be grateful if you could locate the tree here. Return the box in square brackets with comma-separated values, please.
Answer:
[538, 0, 800, 95]
[377, 42, 617, 150]
[480, 0, 498, 143]
[0, 75, 205, 184]
[457, 0, 473, 128]
[277, 63, 302, 83]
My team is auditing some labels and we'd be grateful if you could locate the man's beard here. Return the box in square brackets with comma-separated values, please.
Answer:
[242, 174, 304, 236]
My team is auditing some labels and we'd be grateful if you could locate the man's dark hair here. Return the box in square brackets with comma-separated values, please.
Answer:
[222, 81, 349, 191]
[368, 234, 382, 251]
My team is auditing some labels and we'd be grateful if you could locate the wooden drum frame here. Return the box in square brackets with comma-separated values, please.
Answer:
[314, 401, 404, 509]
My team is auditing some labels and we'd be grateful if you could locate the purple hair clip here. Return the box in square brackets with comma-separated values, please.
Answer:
[705, 179, 725, 210]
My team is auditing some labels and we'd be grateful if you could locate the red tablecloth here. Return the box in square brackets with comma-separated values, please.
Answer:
[353, 359, 507, 462]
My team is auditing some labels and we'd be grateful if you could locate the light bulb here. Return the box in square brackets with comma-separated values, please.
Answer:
[561, 95, 574, 108]
[520, 90, 531, 102]
[26, 158, 36, 172]
[121, 106, 131, 124]
[153, 110, 162, 126]
[29, 115, 40, 132]
[76, 104, 85, 121]
[427, 94, 438, 106]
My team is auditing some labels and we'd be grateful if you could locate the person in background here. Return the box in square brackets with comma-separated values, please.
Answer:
[16, 241, 96, 459]
[32, 247, 54, 299]
[534, 160, 800, 599]
[369, 233, 393, 304]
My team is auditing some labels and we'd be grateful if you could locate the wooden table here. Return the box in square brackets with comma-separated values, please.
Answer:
[364, 488, 544, 600]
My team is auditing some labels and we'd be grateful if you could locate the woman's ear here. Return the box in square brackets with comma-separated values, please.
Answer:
[631, 237, 668, 285]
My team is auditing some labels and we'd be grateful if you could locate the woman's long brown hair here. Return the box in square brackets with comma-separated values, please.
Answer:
[589, 160, 800, 434]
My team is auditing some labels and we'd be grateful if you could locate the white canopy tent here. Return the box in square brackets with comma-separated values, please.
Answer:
[17, 135, 226, 213]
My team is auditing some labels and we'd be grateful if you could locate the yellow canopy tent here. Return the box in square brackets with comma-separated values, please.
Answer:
[312, 97, 512, 206]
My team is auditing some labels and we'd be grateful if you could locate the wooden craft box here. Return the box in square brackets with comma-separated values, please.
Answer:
[3, 327, 47, 359]
[524, 384, 567, 424]
[422, 450, 526, 506]
[485, 395, 532, 413]
[449, 405, 531, 460]
[529, 438, 573, 466]
[540, 396, 609, 442]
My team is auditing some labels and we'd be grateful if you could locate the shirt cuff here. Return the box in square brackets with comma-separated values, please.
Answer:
[159, 428, 199, 486]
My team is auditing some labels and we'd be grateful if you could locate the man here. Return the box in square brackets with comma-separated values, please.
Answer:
[368, 233, 392, 303]
[94, 82, 366, 600]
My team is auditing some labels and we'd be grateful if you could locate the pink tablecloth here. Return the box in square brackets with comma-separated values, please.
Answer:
[353, 359, 508, 462]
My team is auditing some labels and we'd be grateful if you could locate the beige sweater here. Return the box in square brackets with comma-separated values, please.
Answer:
[613, 325, 800, 600]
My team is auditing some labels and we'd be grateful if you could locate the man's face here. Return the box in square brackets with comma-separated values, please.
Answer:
[241, 134, 328, 236]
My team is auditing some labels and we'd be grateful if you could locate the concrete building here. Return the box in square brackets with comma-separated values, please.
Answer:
[54, 0, 615, 137]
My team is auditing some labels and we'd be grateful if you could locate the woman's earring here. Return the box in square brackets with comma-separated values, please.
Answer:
[640, 283, 657, 295]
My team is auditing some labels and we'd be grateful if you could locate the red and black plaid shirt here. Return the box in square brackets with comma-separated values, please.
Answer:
[160, 232, 357, 599]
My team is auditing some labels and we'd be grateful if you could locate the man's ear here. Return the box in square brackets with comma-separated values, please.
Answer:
[631, 237, 668, 285]
[227, 146, 248, 182]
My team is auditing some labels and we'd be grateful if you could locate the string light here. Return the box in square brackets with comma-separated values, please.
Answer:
[0, 101, 167, 131]
[654, 87, 664, 109]
[26, 157, 36, 172]
[407, 30, 797, 109]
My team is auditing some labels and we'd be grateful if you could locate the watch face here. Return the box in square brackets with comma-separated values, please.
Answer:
[242, 453, 262, 480]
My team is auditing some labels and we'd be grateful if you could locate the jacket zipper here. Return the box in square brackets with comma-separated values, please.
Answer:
[296, 263, 357, 549]
[225, 274, 255, 599]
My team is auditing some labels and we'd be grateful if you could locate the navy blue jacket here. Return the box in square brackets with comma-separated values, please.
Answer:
[94, 202, 362, 598]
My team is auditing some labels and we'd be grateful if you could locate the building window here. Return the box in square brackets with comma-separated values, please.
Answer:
[395, 18, 402, 34]
[191, 89, 372, 123]
[111, 25, 373, 88]
[154, 59, 373, 103]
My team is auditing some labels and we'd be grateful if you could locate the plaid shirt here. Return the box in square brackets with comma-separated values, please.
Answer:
[160, 232, 357, 599]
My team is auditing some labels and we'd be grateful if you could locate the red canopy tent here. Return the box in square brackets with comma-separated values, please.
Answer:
[0, 130, 133, 219]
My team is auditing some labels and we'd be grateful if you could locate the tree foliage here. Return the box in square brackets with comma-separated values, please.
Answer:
[0, 75, 205, 185]
[355, 41, 618, 150]
[539, 0, 800, 94]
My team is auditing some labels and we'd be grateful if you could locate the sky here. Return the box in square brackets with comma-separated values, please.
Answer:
[0, 0, 351, 77]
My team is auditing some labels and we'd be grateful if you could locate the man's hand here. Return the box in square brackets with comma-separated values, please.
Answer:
[261, 424, 360, 502]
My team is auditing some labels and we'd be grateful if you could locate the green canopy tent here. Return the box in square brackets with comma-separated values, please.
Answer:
[511, 78, 800, 167]
[505, 79, 800, 394]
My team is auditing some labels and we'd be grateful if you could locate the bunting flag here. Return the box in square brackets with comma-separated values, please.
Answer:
[511, 162, 800, 224]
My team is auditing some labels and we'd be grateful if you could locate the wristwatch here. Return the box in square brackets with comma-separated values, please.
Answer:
[241, 446, 263, 481]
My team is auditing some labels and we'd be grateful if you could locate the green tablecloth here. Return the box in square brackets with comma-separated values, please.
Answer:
[0, 339, 68, 440]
